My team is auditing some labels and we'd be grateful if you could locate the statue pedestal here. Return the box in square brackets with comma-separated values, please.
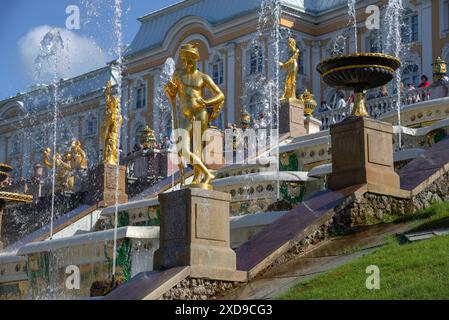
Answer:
[328, 116, 400, 191]
[154, 188, 245, 281]
[304, 116, 322, 134]
[84, 164, 128, 207]
[279, 98, 307, 137]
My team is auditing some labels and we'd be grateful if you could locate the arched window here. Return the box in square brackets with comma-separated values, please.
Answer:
[9, 135, 21, 155]
[210, 55, 224, 85]
[135, 81, 146, 109]
[133, 123, 145, 146]
[402, 62, 420, 86]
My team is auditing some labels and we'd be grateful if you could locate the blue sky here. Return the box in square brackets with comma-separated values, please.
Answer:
[0, 0, 181, 100]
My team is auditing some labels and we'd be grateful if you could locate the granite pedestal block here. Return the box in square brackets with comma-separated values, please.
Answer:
[154, 188, 238, 275]
[328, 116, 400, 191]
[83, 164, 128, 207]
[279, 98, 307, 137]
[304, 116, 322, 134]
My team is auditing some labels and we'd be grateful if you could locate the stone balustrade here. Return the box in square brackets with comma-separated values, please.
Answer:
[317, 82, 449, 130]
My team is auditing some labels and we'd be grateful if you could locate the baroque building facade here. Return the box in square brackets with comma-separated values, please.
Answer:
[0, 0, 447, 179]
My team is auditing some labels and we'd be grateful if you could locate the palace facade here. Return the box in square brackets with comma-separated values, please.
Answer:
[0, 0, 447, 179]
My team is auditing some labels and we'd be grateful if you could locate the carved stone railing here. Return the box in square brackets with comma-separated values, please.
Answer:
[122, 148, 178, 182]
[318, 82, 449, 130]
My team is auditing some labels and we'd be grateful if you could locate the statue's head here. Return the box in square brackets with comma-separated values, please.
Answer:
[180, 43, 200, 71]
[44, 147, 51, 154]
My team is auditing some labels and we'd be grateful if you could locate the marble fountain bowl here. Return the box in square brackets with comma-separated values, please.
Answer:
[316, 53, 401, 92]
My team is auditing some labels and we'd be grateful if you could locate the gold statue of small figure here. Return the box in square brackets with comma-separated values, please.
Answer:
[279, 38, 300, 101]
[101, 80, 123, 166]
[165, 43, 225, 189]
[70, 140, 88, 169]
[42, 148, 74, 192]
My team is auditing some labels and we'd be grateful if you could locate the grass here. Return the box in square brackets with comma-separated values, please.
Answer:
[278, 202, 449, 300]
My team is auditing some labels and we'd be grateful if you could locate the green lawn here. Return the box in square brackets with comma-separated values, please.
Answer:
[278, 202, 449, 300]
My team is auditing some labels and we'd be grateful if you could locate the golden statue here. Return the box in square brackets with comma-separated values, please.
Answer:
[101, 80, 123, 165]
[141, 126, 157, 149]
[279, 38, 300, 100]
[70, 140, 88, 169]
[165, 43, 225, 189]
[43, 148, 74, 192]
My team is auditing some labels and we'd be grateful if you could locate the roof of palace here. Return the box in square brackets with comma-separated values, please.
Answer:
[0, 65, 118, 113]
[125, 0, 348, 58]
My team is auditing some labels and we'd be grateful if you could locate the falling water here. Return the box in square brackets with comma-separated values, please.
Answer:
[383, 0, 407, 150]
[34, 28, 66, 239]
[157, 58, 176, 188]
[112, 0, 124, 287]
[244, 0, 281, 200]
[347, 0, 358, 53]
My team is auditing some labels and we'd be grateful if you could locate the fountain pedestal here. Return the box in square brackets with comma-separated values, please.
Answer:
[279, 98, 307, 137]
[154, 188, 245, 281]
[328, 117, 400, 191]
[84, 164, 128, 207]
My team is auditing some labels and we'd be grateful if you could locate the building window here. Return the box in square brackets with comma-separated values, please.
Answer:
[85, 116, 98, 136]
[212, 60, 224, 85]
[33, 130, 46, 151]
[134, 123, 144, 146]
[402, 62, 420, 86]
[368, 30, 383, 53]
[249, 46, 263, 75]
[136, 84, 146, 109]
[248, 94, 263, 121]
[9, 135, 21, 155]
[402, 13, 419, 43]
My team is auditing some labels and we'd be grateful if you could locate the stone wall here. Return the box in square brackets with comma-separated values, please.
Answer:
[159, 278, 238, 300]
[333, 172, 449, 232]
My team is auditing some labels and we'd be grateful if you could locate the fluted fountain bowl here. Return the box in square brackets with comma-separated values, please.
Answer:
[316, 53, 401, 92]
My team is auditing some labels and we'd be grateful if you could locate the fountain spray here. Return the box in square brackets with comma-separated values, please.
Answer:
[112, 0, 123, 289]
[384, 0, 406, 150]
[347, 0, 358, 53]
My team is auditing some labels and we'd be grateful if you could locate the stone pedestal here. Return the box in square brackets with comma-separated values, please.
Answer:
[154, 188, 243, 280]
[204, 128, 224, 170]
[83, 164, 128, 207]
[328, 116, 400, 191]
[279, 98, 307, 137]
[304, 116, 322, 134]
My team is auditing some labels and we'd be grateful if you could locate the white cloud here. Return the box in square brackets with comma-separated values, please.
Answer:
[18, 25, 110, 83]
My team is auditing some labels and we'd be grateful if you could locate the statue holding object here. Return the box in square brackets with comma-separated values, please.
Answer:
[165, 43, 225, 190]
